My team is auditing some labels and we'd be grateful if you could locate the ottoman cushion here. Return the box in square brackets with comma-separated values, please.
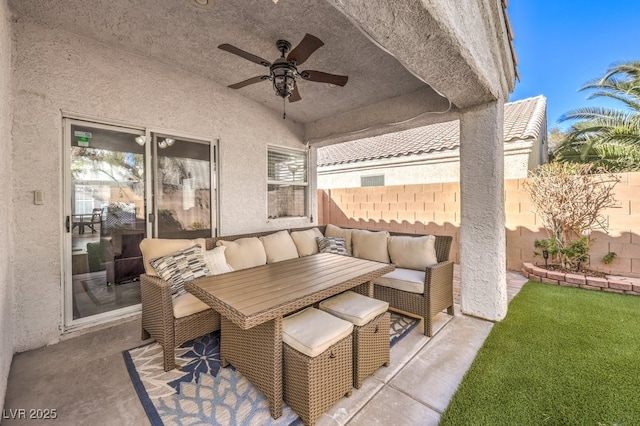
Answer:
[283, 307, 353, 358]
[319, 291, 389, 327]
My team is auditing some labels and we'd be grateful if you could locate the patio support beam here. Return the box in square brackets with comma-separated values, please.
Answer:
[459, 100, 508, 321]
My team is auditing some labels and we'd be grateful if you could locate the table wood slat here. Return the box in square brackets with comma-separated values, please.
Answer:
[186, 253, 394, 329]
[202, 257, 382, 307]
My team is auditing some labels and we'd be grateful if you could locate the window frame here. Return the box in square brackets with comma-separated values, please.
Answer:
[266, 145, 309, 219]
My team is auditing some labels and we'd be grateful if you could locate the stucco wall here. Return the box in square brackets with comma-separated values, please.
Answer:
[318, 171, 640, 278]
[317, 140, 537, 189]
[11, 22, 314, 352]
[0, 0, 13, 412]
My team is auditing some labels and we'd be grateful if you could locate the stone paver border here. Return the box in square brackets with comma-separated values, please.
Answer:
[521, 263, 640, 296]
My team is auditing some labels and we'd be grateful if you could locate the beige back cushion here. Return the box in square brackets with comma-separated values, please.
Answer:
[388, 235, 438, 270]
[139, 238, 207, 277]
[202, 246, 234, 275]
[351, 229, 390, 263]
[290, 228, 324, 257]
[259, 230, 300, 263]
[324, 224, 353, 255]
[216, 237, 267, 270]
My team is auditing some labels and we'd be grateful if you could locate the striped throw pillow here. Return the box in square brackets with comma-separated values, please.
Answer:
[316, 237, 348, 255]
[149, 244, 209, 296]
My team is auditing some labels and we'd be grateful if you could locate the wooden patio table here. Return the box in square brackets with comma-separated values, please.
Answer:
[185, 252, 394, 419]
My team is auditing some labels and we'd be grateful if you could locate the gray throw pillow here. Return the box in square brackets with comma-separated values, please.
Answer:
[317, 237, 348, 255]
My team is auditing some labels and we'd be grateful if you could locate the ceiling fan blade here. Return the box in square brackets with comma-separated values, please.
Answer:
[299, 70, 348, 87]
[289, 81, 302, 102]
[287, 34, 324, 66]
[228, 75, 270, 89]
[218, 44, 271, 67]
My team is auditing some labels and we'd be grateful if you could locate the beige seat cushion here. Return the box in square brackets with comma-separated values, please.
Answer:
[139, 238, 206, 277]
[216, 237, 267, 271]
[290, 228, 324, 257]
[351, 229, 390, 263]
[259, 230, 299, 263]
[319, 291, 389, 327]
[388, 235, 438, 270]
[172, 292, 211, 318]
[283, 307, 353, 358]
[375, 268, 425, 294]
[325, 224, 353, 255]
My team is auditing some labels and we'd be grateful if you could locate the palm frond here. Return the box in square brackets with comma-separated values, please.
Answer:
[585, 89, 640, 111]
[559, 107, 632, 124]
[555, 60, 640, 171]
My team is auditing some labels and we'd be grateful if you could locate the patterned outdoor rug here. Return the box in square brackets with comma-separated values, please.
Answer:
[123, 312, 418, 426]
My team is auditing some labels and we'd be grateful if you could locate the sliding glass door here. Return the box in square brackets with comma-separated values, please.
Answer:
[152, 133, 215, 239]
[64, 120, 145, 326]
[63, 118, 217, 329]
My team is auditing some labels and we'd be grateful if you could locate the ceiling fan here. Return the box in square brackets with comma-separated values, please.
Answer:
[218, 34, 348, 108]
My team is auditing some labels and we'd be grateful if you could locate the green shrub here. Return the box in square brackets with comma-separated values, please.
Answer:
[602, 252, 617, 265]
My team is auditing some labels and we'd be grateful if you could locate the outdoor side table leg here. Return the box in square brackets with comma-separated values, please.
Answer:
[220, 316, 283, 419]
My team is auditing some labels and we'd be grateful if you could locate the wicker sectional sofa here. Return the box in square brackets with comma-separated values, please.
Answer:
[139, 225, 454, 371]
[323, 224, 455, 336]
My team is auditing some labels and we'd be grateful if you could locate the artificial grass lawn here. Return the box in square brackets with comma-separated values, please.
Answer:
[440, 281, 640, 426]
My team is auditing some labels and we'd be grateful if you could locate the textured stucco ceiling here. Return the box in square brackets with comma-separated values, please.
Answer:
[9, 0, 432, 124]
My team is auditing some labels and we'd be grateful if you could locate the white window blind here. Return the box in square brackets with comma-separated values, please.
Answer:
[268, 149, 307, 184]
[267, 146, 308, 219]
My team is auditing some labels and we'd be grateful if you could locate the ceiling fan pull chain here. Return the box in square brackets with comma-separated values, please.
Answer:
[283, 98, 286, 120]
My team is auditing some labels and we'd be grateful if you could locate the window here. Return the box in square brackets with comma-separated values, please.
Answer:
[267, 146, 308, 219]
[361, 175, 385, 187]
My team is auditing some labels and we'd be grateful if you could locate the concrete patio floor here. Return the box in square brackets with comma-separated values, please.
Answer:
[3, 268, 528, 425]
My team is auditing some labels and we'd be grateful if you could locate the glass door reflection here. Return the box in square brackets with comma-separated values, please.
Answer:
[153, 134, 214, 239]
[68, 121, 145, 322]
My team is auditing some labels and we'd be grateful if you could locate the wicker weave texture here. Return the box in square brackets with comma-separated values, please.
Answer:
[220, 316, 283, 419]
[372, 233, 455, 337]
[352, 312, 390, 389]
[374, 259, 454, 336]
[283, 335, 353, 425]
[141, 274, 220, 371]
[186, 254, 393, 420]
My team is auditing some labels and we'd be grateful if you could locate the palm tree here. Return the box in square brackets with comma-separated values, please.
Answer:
[554, 61, 640, 171]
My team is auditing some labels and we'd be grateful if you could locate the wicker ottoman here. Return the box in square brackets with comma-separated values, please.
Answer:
[282, 307, 354, 425]
[319, 290, 390, 388]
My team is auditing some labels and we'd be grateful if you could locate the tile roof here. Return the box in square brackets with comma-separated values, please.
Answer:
[317, 95, 546, 166]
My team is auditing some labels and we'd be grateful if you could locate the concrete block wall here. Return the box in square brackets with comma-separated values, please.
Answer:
[318, 183, 462, 264]
[318, 171, 640, 277]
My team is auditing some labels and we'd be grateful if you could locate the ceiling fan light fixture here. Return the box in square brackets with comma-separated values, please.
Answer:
[164, 138, 175, 147]
[158, 139, 168, 149]
[135, 135, 146, 146]
[219, 34, 348, 117]
[272, 64, 296, 98]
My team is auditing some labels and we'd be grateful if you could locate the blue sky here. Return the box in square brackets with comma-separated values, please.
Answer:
[507, 1, 640, 130]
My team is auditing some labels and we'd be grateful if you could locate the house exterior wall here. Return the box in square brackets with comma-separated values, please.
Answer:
[10, 22, 314, 352]
[459, 102, 507, 321]
[317, 139, 539, 189]
[318, 171, 640, 278]
[0, 0, 14, 412]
